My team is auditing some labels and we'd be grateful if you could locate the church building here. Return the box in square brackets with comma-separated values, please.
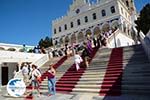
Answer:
[52, 0, 137, 48]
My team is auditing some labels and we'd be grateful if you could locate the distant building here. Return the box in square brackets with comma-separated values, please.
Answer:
[52, 0, 137, 48]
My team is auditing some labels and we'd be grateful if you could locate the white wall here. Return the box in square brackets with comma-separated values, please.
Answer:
[0, 51, 49, 86]
[0, 43, 34, 51]
[0, 51, 45, 63]
[108, 32, 134, 48]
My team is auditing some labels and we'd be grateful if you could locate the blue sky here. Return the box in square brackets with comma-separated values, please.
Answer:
[0, 0, 149, 46]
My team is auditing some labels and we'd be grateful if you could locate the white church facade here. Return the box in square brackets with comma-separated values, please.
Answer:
[52, 0, 137, 48]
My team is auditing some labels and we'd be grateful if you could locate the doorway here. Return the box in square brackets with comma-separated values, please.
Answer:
[2, 67, 8, 85]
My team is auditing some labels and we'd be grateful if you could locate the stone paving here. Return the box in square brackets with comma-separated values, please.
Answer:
[1, 85, 150, 100]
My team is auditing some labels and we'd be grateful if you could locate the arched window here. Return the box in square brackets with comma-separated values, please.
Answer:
[111, 6, 116, 13]
[101, 9, 106, 17]
[54, 28, 56, 34]
[77, 19, 81, 25]
[70, 22, 74, 28]
[126, 1, 129, 7]
[64, 24, 67, 30]
[59, 26, 61, 32]
[84, 16, 88, 23]
[92, 13, 97, 20]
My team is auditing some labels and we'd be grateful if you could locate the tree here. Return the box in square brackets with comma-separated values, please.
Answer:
[38, 39, 45, 48]
[135, 3, 150, 35]
[38, 37, 53, 48]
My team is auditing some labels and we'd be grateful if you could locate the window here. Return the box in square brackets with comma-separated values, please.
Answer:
[111, 6, 115, 13]
[125, 12, 127, 18]
[121, 7, 123, 14]
[77, 19, 81, 25]
[92, 13, 97, 20]
[126, 1, 129, 7]
[54, 28, 56, 34]
[59, 27, 61, 32]
[101, 9, 106, 17]
[84, 16, 88, 23]
[70, 22, 74, 28]
[64, 24, 67, 30]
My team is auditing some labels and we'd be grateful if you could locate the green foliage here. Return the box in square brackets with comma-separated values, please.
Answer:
[135, 3, 150, 35]
[38, 36, 53, 48]
[28, 49, 33, 53]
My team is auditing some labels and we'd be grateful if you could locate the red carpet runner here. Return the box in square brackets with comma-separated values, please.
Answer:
[99, 48, 123, 96]
[56, 47, 99, 93]
[25, 56, 67, 99]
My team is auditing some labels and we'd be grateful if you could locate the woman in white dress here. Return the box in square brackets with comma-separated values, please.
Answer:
[74, 51, 83, 71]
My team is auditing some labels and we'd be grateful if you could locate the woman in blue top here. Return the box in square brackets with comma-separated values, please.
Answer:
[47, 64, 56, 96]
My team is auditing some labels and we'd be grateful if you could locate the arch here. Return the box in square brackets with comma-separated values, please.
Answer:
[71, 34, 76, 44]
[78, 32, 84, 43]
[65, 36, 69, 44]
[102, 23, 110, 32]
[59, 37, 64, 45]
[85, 29, 92, 37]
[93, 27, 101, 37]
[111, 21, 119, 30]
[0, 47, 5, 50]
[7, 48, 16, 51]
[19, 49, 24, 52]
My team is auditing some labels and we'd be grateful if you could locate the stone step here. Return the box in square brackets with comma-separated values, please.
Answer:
[72, 88, 100, 93]
[124, 63, 150, 68]
[122, 89, 150, 95]
[98, 48, 112, 53]
[41, 75, 149, 83]
[123, 50, 145, 55]
[56, 71, 105, 75]
[123, 45, 143, 51]
[54, 73, 150, 79]
[50, 84, 150, 90]
[121, 85, 150, 90]
[41, 79, 150, 87]
[123, 54, 148, 60]
[92, 59, 149, 65]
[56, 67, 150, 74]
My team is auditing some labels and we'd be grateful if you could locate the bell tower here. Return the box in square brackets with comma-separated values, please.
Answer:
[70, 0, 89, 11]
[122, 0, 136, 12]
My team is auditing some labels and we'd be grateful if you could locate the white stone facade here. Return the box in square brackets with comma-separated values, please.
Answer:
[52, 0, 136, 47]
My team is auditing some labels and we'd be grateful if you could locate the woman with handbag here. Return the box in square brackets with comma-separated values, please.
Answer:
[47, 64, 56, 96]
[31, 64, 41, 97]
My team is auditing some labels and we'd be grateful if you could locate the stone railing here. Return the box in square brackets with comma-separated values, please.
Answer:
[0, 51, 44, 63]
[14, 54, 49, 78]
[107, 29, 120, 48]
[32, 54, 49, 68]
[141, 30, 150, 62]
